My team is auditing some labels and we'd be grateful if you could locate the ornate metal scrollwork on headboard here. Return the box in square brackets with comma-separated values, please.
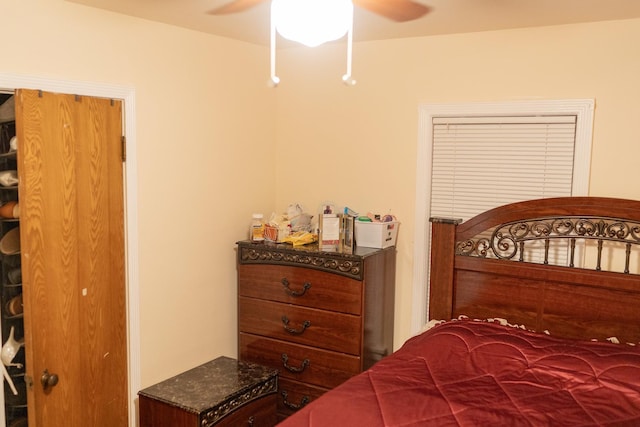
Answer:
[456, 216, 640, 273]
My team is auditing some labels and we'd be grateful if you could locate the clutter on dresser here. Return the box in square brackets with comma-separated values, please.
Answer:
[318, 205, 340, 251]
[254, 203, 318, 246]
[249, 213, 265, 242]
[281, 230, 317, 246]
[320, 206, 399, 250]
[354, 213, 399, 249]
[248, 202, 399, 251]
[263, 212, 291, 243]
[318, 204, 357, 253]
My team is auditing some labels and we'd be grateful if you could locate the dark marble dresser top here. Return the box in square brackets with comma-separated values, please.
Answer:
[138, 356, 277, 415]
[237, 240, 393, 281]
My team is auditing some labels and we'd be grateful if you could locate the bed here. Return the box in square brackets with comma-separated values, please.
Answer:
[276, 197, 640, 426]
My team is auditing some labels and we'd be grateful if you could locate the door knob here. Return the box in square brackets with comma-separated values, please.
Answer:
[41, 369, 59, 391]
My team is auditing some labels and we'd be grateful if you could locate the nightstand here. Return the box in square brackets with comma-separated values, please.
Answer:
[138, 356, 278, 427]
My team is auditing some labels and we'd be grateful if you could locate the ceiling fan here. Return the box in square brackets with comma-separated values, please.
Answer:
[208, 0, 432, 23]
[209, 0, 432, 86]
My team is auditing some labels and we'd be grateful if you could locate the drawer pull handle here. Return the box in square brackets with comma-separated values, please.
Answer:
[281, 278, 311, 297]
[281, 390, 310, 410]
[281, 316, 311, 335]
[248, 416, 254, 426]
[282, 353, 310, 373]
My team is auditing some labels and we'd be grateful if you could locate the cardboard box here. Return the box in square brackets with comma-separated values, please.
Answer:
[354, 221, 399, 249]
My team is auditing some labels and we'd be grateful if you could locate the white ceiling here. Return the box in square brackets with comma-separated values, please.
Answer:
[66, 0, 640, 46]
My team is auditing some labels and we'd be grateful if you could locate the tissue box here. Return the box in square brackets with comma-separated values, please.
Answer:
[354, 221, 399, 249]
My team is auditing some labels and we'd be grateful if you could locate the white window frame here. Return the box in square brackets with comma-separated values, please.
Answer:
[411, 99, 594, 334]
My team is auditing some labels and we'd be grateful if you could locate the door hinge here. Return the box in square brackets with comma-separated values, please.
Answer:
[121, 136, 126, 162]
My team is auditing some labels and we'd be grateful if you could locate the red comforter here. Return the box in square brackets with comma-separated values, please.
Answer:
[276, 320, 640, 426]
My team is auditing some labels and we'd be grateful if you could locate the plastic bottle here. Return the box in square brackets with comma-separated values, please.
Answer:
[249, 213, 265, 242]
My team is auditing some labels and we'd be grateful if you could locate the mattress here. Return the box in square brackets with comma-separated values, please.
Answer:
[276, 319, 640, 426]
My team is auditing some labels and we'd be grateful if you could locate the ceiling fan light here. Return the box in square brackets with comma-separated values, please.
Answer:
[271, 0, 354, 47]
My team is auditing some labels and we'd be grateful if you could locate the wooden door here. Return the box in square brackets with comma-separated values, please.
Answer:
[14, 89, 128, 427]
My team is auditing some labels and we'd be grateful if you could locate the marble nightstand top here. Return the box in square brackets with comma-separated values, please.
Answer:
[138, 356, 278, 416]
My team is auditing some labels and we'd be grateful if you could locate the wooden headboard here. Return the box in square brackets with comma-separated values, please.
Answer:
[428, 197, 640, 343]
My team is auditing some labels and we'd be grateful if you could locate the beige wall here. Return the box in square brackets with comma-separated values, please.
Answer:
[4, 0, 640, 408]
[1, 0, 277, 388]
[273, 18, 640, 346]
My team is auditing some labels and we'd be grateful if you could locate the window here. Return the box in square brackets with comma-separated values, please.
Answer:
[411, 100, 594, 333]
[431, 115, 577, 219]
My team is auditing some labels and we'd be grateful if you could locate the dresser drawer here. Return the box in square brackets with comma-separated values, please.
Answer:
[240, 333, 360, 389]
[277, 378, 328, 418]
[238, 264, 362, 315]
[215, 394, 276, 427]
[239, 297, 361, 354]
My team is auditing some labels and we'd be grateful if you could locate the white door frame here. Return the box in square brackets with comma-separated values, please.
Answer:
[0, 72, 140, 426]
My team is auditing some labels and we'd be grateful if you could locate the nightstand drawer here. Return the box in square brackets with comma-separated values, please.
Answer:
[215, 394, 276, 427]
[238, 264, 362, 315]
[239, 297, 361, 354]
[239, 333, 360, 389]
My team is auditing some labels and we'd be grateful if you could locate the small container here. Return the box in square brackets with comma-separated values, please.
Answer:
[249, 213, 265, 242]
[354, 221, 400, 249]
[263, 224, 278, 242]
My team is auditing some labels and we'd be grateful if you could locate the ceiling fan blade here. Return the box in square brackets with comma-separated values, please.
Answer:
[353, 0, 431, 22]
[208, 0, 267, 15]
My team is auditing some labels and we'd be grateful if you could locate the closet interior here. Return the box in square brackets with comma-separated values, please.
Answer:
[0, 92, 27, 427]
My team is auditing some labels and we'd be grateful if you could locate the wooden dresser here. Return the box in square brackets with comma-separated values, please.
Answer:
[236, 241, 396, 421]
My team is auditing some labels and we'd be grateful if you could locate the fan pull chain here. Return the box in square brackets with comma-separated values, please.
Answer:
[342, 13, 356, 85]
[269, 7, 280, 87]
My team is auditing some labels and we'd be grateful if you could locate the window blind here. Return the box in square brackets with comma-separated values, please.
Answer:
[430, 115, 577, 221]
